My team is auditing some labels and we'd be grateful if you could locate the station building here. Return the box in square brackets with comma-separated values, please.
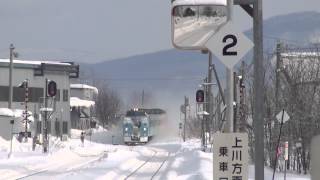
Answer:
[0, 59, 79, 138]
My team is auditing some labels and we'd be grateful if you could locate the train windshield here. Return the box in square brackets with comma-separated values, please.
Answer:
[126, 110, 146, 117]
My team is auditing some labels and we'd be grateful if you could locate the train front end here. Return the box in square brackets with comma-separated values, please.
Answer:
[123, 110, 150, 144]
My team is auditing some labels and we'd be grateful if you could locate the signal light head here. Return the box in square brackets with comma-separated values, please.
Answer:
[47, 80, 57, 97]
[196, 90, 204, 103]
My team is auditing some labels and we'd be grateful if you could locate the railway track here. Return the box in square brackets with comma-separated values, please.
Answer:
[15, 151, 108, 180]
[124, 149, 171, 180]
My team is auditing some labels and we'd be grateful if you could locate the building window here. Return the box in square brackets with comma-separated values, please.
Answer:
[29, 87, 44, 102]
[0, 86, 43, 103]
[63, 89, 69, 102]
[55, 89, 60, 101]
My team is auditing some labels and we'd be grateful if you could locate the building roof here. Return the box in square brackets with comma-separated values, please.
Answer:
[0, 59, 79, 78]
[0, 59, 72, 66]
[173, 0, 227, 6]
[70, 84, 99, 94]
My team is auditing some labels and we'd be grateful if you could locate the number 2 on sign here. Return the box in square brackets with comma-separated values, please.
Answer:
[222, 34, 238, 56]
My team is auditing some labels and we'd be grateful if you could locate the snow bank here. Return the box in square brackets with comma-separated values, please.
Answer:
[0, 108, 33, 121]
[0, 108, 14, 117]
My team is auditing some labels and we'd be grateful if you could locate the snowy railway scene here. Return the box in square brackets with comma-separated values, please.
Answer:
[0, 0, 320, 179]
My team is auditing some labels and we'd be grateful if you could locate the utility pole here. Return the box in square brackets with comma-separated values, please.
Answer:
[275, 42, 282, 111]
[239, 61, 246, 132]
[233, 72, 237, 132]
[225, 0, 234, 133]
[253, 0, 264, 178]
[43, 79, 49, 153]
[141, 90, 144, 108]
[8, 44, 14, 109]
[183, 96, 188, 142]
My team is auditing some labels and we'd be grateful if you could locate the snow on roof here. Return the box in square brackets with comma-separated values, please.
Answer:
[70, 84, 99, 94]
[70, 97, 95, 108]
[0, 59, 72, 66]
[281, 52, 320, 58]
[173, 0, 227, 6]
[0, 108, 34, 121]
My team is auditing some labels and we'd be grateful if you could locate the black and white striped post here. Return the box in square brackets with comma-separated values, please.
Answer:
[24, 79, 29, 142]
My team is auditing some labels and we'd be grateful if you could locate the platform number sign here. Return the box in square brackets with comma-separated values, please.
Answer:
[205, 22, 253, 69]
[223, 34, 238, 56]
[213, 133, 248, 180]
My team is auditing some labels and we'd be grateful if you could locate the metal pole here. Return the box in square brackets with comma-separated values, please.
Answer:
[8, 44, 14, 109]
[142, 90, 144, 108]
[225, 0, 234, 133]
[233, 72, 237, 132]
[284, 160, 287, 180]
[183, 96, 187, 142]
[212, 64, 225, 105]
[272, 109, 285, 180]
[253, 0, 264, 178]
[203, 78, 207, 148]
[208, 52, 213, 137]
[275, 43, 281, 111]
[239, 61, 246, 132]
[8, 120, 14, 158]
[43, 79, 48, 153]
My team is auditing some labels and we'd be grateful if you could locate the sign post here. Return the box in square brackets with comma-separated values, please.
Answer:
[171, 0, 264, 177]
[213, 133, 248, 180]
[284, 141, 288, 180]
[8, 119, 14, 158]
[272, 109, 290, 180]
[205, 21, 253, 133]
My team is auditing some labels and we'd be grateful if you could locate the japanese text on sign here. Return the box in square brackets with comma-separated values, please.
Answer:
[213, 133, 248, 180]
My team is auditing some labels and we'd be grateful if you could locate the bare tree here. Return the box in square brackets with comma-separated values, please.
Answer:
[95, 84, 122, 128]
[242, 43, 320, 174]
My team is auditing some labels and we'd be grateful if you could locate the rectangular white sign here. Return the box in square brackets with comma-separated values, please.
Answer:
[213, 133, 249, 180]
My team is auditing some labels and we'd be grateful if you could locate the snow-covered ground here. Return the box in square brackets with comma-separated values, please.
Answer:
[0, 128, 311, 180]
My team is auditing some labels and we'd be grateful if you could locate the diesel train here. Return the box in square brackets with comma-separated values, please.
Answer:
[123, 108, 166, 145]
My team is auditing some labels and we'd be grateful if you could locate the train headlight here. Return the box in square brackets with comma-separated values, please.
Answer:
[125, 127, 128, 131]
[143, 127, 147, 131]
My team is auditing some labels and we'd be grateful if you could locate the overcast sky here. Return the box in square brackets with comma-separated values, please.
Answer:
[0, 0, 319, 63]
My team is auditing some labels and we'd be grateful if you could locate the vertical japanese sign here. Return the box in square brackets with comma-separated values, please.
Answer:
[284, 141, 288, 161]
[213, 133, 248, 180]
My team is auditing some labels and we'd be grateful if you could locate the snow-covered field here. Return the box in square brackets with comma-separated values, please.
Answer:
[0, 128, 311, 180]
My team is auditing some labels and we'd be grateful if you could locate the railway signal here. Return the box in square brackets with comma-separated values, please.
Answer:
[196, 90, 204, 103]
[47, 80, 57, 97]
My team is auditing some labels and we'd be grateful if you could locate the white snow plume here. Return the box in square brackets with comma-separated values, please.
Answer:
[148, 91, 184, 143]
[309, 30, 320, 44]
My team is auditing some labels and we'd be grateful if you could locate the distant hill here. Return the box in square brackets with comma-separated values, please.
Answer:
[80, 11, 320, 107]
